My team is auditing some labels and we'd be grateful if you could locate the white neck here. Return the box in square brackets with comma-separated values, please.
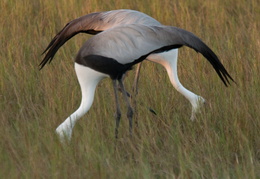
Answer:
[56, 63, 108, 141]
[147, 49, 205, 120]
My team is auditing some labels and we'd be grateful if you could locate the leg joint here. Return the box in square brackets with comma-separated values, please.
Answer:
[115, 110, 121, 120]
[127, 107, 134, 119]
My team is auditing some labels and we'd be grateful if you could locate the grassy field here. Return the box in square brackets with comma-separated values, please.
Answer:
[1, 0, 259, 178]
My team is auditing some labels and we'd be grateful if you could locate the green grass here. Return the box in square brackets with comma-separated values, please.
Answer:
[1, 0, 260, 178]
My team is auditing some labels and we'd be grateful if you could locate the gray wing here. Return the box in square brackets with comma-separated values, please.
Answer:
[80, 24, 234, 86]
[40, 9, 160, 69]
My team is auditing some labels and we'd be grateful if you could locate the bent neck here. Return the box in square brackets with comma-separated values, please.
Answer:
[147, 49, 200, 107]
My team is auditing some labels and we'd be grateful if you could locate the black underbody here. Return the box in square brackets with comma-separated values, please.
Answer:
[76, 54, 132, 79]
[75, 45, 183, 80]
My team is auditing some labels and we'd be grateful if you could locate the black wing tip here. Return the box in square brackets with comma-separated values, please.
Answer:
[39, 13, 104, 70]
[177, 28, 236, 87]
[212, 58, 236, 87]
[224, 71, 236, 87]
[223, 76, 236, 87]
[193, 40, 235, 87]
[39, 22, 71, 70]
[39, 54, 53, 70]
[38, 59, 48, 70]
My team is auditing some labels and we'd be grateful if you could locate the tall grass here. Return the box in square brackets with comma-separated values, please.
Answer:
[1, 0, 259, 178]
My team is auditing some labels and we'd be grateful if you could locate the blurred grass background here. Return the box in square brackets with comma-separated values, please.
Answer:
[0, 0, 259, 178]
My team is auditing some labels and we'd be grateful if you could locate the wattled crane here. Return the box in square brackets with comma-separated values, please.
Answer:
[40, 10, 234, 141]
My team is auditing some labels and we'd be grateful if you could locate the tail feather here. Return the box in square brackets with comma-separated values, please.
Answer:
[174, 27, 235, 86]
[40, 13, 102, 69]
[145, 26, 235, 86]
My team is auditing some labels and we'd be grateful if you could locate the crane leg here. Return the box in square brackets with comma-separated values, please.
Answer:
[119, 78, 134, 136]
[132, 62, 143, 96]
[112, 80, 122, 139]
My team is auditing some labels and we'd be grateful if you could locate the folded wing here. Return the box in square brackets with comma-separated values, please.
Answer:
[79, 24, 234, 86]
[40, 9, 160, 69]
